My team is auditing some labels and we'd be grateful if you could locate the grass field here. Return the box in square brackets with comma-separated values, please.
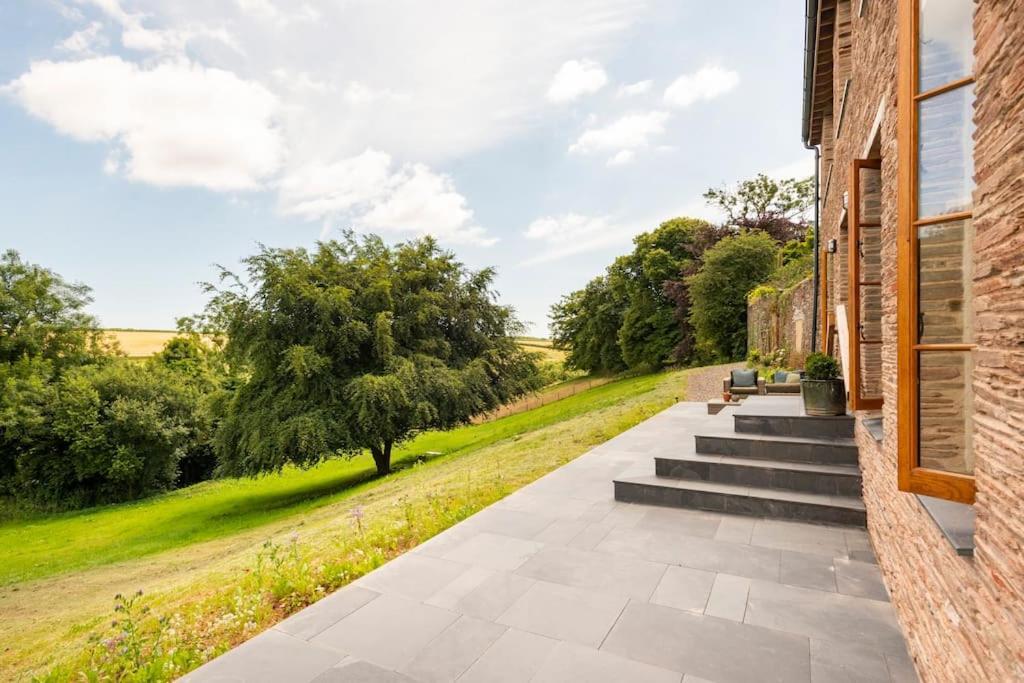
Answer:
[0, 364, 723, 681]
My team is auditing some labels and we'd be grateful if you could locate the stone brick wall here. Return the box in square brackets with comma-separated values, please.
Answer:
[812, 1, 1024, 680]
[746, 278, 814, 366]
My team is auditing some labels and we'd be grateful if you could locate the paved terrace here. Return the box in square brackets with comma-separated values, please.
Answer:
[185, 402, 917, 683]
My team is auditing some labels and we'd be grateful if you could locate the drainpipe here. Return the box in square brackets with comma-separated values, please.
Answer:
[806, 143, 821, 352]
[802, 0, 821, 352]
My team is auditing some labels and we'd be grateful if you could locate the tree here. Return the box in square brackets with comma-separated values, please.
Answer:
[687, 231, 779, 361]
[206, 233, 541, 477]
[0, 249, 107, 369]
[550, 275, 626, 374]
[703, 174, 814, 243]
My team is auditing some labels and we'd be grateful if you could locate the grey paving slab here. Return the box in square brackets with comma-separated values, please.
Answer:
[532, 641, 682, 683]
[195, 399, 916, 683]
[274, 585, 380, 641]
[834, 557, 890, 602]
[596, 527, 782, 582]
[809, 638, 893, 683]
[515, 544, 667, 601]
[424, 565, 495, 611]
[450, 570, 535, 621]
[399, 616, 506, 682]
[634, 506, 723, 539]
[313, 659, 415, 682]
[744, 580, 906, 654]
[703, 573, 750, 622]
[750, 519, 850, 557]
[649, 565, 716, 613]
[355, 554, 469, 601]
[311, 594, 458, 670]
[457, 628, 558, 683]
[182, 628, 344, 682]
[441, 531, 542, 571]
[495, 579, 628, 648]
[713, 514, 756, 544]
[781, 550, 838, 593]
[601, 600, 812, 683]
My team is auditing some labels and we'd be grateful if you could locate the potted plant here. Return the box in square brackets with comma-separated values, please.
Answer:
[801, 352, 846, 416]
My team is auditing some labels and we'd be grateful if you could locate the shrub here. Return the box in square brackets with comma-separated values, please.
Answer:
[804, 352, 841, 380]
[15, 362, 198, 507]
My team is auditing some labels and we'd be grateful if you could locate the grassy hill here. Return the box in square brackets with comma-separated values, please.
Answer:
[0, 364, 722, 681]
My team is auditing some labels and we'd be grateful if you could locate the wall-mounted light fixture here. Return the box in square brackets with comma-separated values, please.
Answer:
[827, 239, 838, 253]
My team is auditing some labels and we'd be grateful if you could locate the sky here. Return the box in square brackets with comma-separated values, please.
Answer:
[0, 0, 812, 337]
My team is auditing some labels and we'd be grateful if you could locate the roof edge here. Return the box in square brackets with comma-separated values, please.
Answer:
[802, 0, 819, 145]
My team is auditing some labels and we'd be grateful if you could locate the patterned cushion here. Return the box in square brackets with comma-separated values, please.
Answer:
[774, 370, 790, 384]
[731, 369, 758, 387]
[786, 372, 802, 384]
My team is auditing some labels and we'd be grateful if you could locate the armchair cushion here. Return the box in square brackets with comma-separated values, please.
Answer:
[731, 369, 758, 387]
[773, 370, 790, 384]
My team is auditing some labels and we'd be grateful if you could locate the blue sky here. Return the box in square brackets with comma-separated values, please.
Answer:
[1, 0, 811, 336]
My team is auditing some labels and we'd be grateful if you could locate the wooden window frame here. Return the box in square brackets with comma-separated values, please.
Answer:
[847, 158, 883, 411]
[896, 0, 976, 504]
[819, 246, 829, 352]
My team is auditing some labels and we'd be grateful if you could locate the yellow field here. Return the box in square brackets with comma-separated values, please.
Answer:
[104, 330, 185, 357]
[105, 331, 563, 361]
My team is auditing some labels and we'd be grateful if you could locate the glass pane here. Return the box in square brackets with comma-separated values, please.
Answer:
[917, 84, 975, 218]
[859, 284, 882, 342]
[919, 0, 974, 93]
[858, 165, 882, 224]
[917, 218, 972, 344]
[859, 343, 883, 400]
[858, 223, 883, 283]
[917, 350, 974, 475]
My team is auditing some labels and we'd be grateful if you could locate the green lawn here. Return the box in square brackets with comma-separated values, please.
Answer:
[0, 370, 665, 586]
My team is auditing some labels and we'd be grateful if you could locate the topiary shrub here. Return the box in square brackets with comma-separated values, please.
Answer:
[804, 352, 841, 380]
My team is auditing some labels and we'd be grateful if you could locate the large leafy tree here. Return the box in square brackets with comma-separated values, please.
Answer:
[550, 275, 626, 374]
[703, 174, 813, 244]
[687, 231, 779, 361]
[206, 233, 540, 477]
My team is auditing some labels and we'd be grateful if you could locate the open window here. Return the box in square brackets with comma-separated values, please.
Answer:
[847, 158, 883, 410]
[896, 0, 976, 503]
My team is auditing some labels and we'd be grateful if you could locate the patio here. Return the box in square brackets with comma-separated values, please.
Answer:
[184, 401, 916, 683]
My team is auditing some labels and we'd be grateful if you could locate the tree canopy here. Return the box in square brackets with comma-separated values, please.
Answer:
[703, 174, 814, 244]
[687, 231, 779, 361]
[206, 233, 540, 476]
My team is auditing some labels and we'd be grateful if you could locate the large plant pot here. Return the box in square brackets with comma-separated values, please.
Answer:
[801, 378, 846, 416]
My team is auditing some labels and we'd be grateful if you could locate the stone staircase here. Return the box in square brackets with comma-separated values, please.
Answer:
[613, 396, 865, 526]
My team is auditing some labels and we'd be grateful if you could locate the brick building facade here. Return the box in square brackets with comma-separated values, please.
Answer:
[802, 1, 1023, 680]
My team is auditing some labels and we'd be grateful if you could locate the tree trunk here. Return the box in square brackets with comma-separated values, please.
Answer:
[370, 440, 393, 476]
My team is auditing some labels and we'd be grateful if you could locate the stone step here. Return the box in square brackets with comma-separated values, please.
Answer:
[613, 476, 866, 527]
[694, 432, 859, 466]
[733, 413, 855, 439]
[654, 453, 862, 497]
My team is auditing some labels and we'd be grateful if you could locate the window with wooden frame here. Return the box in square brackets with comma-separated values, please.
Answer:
[819, 246, 829, 352]
[897, 0, 976, 503]
[847, 158, 883, 410]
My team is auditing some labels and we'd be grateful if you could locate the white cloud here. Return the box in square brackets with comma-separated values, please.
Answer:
[56, 21, 108, 54]
[616, 79, 652, 97]
[766, 157, 815, 180]
[4, 57, 283, 191]
[76, 0, 241, 56]
[663, 64, 739, 108]
[607, 149, 635, 166]
[522, 212, 628, 263]
[546, 59, 608, 103]
[569, 110, 669, 164]
[360, 164, 493, 246]
[279, 151, 494, 246]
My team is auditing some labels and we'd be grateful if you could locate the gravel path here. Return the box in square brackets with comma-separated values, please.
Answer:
[682, 361, 746, 402]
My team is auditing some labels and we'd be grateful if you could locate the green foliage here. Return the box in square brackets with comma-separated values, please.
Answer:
[550, 275, 627, 374]
[781, 226, 814, 265]
[0, 250, 109, 369]
[687, 231, 779, 361]
[206, 233, 541, 477]
[13, 361, 199, 507]
[703, 174, 814, 243]
[551, 218, 724, 372]
[805, 352, 841, 380]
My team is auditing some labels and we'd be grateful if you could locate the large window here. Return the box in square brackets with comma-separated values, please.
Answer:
[848, 158, 883, 410]
[897, 0, 976, 503]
